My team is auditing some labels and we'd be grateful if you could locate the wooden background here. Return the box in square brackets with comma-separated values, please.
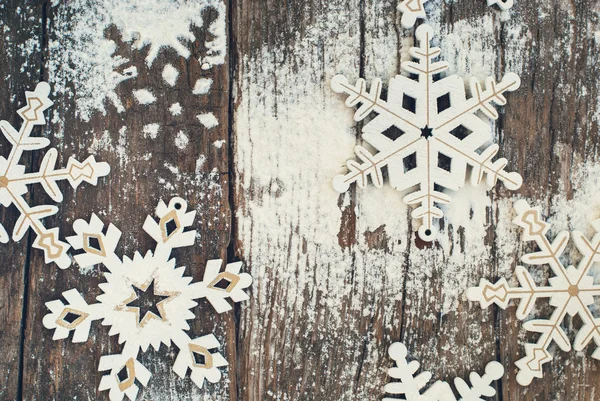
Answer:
[1, 0, 600, 400]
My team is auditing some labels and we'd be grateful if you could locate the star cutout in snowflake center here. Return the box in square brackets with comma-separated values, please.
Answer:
[420, 125, 434, 139]
[125, 280, 171, 325]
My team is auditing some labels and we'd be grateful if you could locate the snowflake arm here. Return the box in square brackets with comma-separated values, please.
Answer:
[383, 342, 503, 401]
[332, 25, 522, 241]
[487, 0, 514, 10]
[44, 197, 253, 400]
[0, 82, 110, 268]
[468, 200, 600, 385]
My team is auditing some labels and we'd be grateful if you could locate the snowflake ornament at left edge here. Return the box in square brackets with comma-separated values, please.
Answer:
[398, 0, 515, 29]
[0, 82, 110, 268]
[332, 25, 522, 241]
[43, 197, 253, 401]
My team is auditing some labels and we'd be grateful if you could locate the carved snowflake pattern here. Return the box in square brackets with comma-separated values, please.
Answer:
[43, 197, 253, 400]
[384, 342, 504, 401]
[332, 25, 522, 241]
[398, 0, 515, 29]
[0, 82, 110, 268]
[468, 200, 600, 385]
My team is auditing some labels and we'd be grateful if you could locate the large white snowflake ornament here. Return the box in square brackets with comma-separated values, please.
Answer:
[0, 82, 110, 268]
[468, 200, 600, 385]
[398, 0, 515, 28]
[43, 197, 253, 400]
[332, 25, 522, 241]
[384, 342, 504, 400]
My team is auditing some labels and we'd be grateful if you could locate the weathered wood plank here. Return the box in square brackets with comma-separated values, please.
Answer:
[0, 2, 44, 399]
[17, 2, 233, 400]
[497, 1, 600, 400]
[231, 1, 369, 400]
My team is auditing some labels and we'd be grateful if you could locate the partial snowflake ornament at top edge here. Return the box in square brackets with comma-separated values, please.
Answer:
[468, 200, 600, 385]
[398, 0, 515, 28]
[332, 25, 522, 241]
[42, 197, 253, 401]
[384, 342, 504, 401]
[0, 82, 110, 268]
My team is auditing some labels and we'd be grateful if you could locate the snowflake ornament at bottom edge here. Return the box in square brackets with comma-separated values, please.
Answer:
[468, 200, 600, 385]
[43, 197, 252, 401]
[398, 0, 515, 29]
[384, 342, 504, 401]
[332, 24, 522, 242]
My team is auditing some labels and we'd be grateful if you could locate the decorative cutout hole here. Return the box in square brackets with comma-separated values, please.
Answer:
[165, 219, 178, 237]
[382, 126, 405, 141]
[117, 366, 129, 383]
[213, 277, 232, 290]
[88, 236, 101, 252]
[63, 312, 80, 324]
[402, 94, 416, 114]
[437, 93, 451, 113]
[450, 125, 472, 140]
[403, 153, 417, 173]
[438, 153, 452, 172]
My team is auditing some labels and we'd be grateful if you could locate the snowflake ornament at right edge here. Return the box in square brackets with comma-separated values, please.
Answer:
[43, 197, 252, 400]
[398, 0, 515, 29]
[468, 200, 600, 385]
[332, 25, 522, 241]
[383, 342, 504, 401]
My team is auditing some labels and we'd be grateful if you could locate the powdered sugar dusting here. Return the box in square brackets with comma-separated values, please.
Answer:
[133, 89, 156, 105]
[197, 113, 219, 129]
[47, 0, 226, 122]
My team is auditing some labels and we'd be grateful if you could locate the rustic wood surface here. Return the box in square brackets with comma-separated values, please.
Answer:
[0, 0, 599, 400]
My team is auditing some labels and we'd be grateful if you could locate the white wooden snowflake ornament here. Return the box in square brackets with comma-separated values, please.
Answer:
[42, 197, 253, 401]
[384, 342, 504, 401]
[468, 200, 600, 385]
[398, 0, 515, 28]
[332, 25, 522, 241]
[0, 82, 110, 268]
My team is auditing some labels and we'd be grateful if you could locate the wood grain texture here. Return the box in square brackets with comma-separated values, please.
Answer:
[0, 2, 44, 400]
[1, 0, 600, 400]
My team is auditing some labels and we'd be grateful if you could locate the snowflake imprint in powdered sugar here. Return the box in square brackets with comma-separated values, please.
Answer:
[398, 0, 515, 28]
[0, 82, 110, 268]
[468, 200, 600, 385]
[332, 25, 522, 242]
[384, 342, 503, 401]
[43, 197, 252, 401]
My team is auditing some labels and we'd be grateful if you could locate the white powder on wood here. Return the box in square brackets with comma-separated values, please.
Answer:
[193, 78, 213, 95]
[169, 103, 182, 115]
[197, 113, 219, 129]
[133, 89, 156, 105]
[162, 64, 179, 86]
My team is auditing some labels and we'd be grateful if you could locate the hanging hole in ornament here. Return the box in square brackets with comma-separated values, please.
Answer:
[174, 202, 182, 210]
[437, 93, 451, 113]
